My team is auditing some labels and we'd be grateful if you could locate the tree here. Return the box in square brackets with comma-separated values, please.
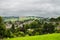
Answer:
[57, 17, 60, 21]
[4, 29, 14, 38]
[27, 29, 34, 36]
[42, 23, 55, 34]
[0, 16, 3, 23]
[50, 18, 56, 22]
[10, 24, 15, 33]
[0, 16, 6, 38]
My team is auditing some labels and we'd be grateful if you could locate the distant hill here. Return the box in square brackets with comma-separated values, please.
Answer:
[3, 16, 47, 22]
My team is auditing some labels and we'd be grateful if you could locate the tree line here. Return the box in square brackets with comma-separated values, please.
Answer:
[0, 16, 60, 39]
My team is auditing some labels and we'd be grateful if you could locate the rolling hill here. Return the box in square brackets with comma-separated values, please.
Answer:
[5, 33, 60, 40]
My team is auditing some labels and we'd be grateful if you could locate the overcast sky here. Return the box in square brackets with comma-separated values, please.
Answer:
[0, 0, 60, 17]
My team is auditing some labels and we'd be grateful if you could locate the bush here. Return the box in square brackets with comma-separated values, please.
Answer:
[15, 32, 25, 37]
[27, 29, 35, 36]
[42, 23, 55, 34]
[4, 29, 14, 38]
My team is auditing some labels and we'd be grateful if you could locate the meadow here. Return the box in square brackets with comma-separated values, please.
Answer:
[5, 33, 60, 40]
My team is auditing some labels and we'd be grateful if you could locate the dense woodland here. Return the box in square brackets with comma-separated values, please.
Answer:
[0, 16, 60, 39]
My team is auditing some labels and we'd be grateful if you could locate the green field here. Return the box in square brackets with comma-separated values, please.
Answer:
[5, 33, 60, 40]
[4, 17, 30, 22]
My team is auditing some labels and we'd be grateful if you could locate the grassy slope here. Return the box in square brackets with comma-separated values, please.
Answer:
[5, 33, 60, 40]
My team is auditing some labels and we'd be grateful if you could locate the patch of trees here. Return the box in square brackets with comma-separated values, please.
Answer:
[0, 16, 60, 39]
[50, 17, 60, 22]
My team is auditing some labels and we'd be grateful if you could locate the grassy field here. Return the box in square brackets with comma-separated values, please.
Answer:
[5, 33, 60, 40]
[4, 17, 30, 22]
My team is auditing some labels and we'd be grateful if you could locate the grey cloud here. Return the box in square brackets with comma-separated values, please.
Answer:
[0, 0, 60, 17]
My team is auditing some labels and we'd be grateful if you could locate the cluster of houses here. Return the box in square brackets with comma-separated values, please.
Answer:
[3, 16, 51, 29]
[3, 16, 60, 32]
[3, 16, 41, 28]
[5, 20, 34, 29]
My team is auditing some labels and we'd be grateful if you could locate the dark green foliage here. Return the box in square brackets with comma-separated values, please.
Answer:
[57, 17, 60, 21]
[0, 16, 6, 38]
[4, 29, 14, 38]
[50, 16, 60, 22]
[42, 23, 55, 34]
[0, 16, 60, 38]
[10, 24, 16, 33]
[50, 18, 56, 22]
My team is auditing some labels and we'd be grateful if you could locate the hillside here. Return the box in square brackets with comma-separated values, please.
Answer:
[5, 33, 60, 40]
[3, 16, 45, 22]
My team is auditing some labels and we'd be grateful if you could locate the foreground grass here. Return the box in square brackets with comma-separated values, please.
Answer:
[5, 33, 60, 40]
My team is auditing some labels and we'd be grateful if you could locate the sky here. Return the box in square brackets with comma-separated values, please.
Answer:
[0, 0, 60, 17]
